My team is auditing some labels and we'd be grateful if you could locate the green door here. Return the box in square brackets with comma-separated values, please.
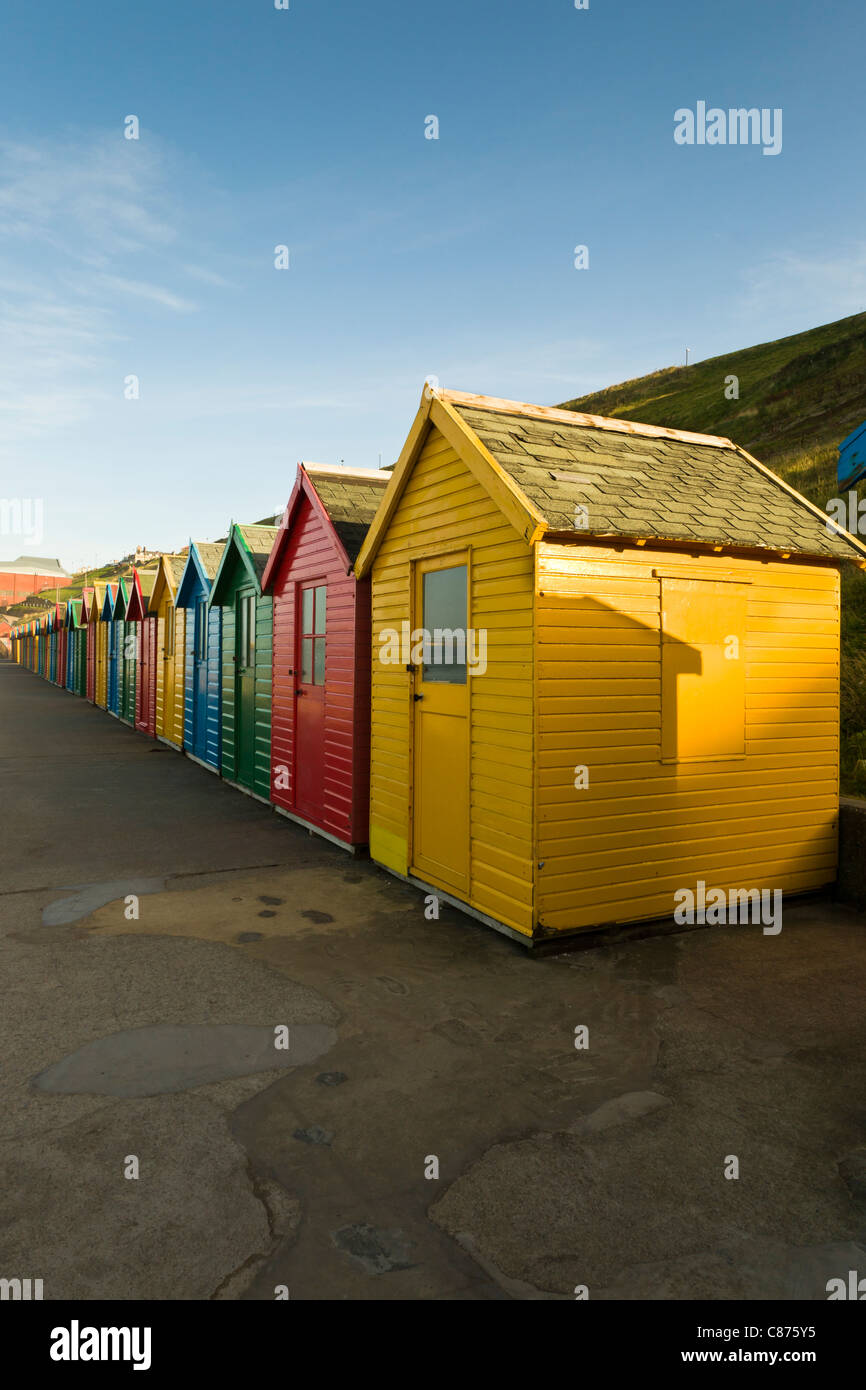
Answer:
[116, 620, 127, 716]
[235, 590, 257, 789]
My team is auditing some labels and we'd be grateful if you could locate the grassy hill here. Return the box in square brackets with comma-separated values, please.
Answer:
[558, 311, 866, 791]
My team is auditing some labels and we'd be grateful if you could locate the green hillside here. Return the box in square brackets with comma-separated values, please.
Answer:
[4, 560, 136, 621]
[558, 311, 866, 792]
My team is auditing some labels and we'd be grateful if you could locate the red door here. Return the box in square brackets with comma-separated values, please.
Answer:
[294, 581, 326, 821]
[136, 617, 157, 735]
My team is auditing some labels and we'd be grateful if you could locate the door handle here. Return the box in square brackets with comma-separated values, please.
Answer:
[413, 693, 423, 702]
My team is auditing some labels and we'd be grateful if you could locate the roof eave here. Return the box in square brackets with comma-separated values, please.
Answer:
[541, 527, 857, 566]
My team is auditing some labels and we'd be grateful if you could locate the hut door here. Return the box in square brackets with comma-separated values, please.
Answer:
[295, 581, 326, 820]
[162, 603, 176, 735]
[193, 596, 209, 758]
[138, 622, 151, 731]
[235, 590, 257, 788]
[411, 555, 470, 895]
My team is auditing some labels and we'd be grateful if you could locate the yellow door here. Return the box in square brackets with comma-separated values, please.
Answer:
[411, 554, 470, 896]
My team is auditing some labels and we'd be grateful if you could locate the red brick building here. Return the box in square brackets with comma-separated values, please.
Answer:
[0, 556, 70, 603]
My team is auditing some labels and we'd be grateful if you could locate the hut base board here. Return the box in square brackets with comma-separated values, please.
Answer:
[273, 803, 363, 855]
[221, 778, 271, 807]
[185, 751, 220, 775]
[158, 735, 182, 752]
[382, 866, 535, 948]
[379, 868, 835, 954]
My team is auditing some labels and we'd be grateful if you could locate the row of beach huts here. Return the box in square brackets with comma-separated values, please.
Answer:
[10, 386, 866, 946]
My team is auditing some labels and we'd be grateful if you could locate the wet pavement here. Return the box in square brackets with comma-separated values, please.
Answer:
[2, 659, 865, 1300]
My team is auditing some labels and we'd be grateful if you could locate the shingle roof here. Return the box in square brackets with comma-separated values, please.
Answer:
[193, 543, 224, 582]
[452, 401, 863, 561]
[236, 525, 280, 582]
[305, 465, 390, 563]
[161, 555, 188, 590]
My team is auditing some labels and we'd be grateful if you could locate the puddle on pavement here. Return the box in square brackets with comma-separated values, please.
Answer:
[32, 1022, 337, 1097]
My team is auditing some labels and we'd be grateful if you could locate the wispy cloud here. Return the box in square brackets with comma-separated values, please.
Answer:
[0, 132, 206, 449]
[182, 263, 238, 289]
[736, 243, 866, 324]
[96, 274, 197, 313]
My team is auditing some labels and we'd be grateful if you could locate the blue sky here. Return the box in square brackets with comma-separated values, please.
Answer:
[1, 0, 864, 570]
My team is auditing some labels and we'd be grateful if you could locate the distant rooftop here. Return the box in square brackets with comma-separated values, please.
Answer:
[0, 556, 70, 576]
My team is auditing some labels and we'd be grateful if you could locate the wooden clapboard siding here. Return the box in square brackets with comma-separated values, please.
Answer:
[170, 607, 186, 746]
[535, 541, 840, 932]
[252, 595, 274, 799]
[176, 547, 222, 772]
[204, 605, 222, 767]
[220, 603, 237, 785]
[217, 582, 273, 799]
[270, 490, 370, 846]
[95, 619, 108, 708]
[155, 614, 167, 736]
[154, 603, 185, 747]
[369, 423, 536, 934]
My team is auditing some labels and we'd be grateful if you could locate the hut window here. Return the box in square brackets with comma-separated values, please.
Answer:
[238, 594, 256, 669]
[300, 583, 326, 685]
[165, 605, 175, 658]
[660, 577, 746, 761]
[422, 564, 468, 684]
[196, 598, 208, 661]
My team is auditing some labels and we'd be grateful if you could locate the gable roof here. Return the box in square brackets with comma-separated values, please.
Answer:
[210, 523, 280, 604]
[125, 567, 158, 621]
[100, 584, 117, 621]
[88, 582, 108, 621]
[262, 463, 390, 591]
[110, 577, 129, 620]
[148, 554, 187, 612]
[355, 387, 866, 575]
[176, 541, 225, 607]
[67, 599, 83, 628]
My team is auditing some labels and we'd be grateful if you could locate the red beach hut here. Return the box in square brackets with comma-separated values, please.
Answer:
[127, 567, 158, 738]
[262, 463, 389, 849]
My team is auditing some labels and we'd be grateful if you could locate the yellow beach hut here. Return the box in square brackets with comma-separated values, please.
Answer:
[149, 554, 188, 749]
[94, 582, 111, 709]
[355, 386, 866, 947]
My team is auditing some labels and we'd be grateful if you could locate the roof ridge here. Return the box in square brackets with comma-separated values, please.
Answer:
[303, 462, 390, 482]
[438, 388, 736, 450]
